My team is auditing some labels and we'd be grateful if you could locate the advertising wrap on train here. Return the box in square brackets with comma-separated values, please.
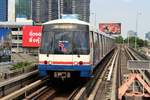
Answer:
[22, 26, 42, 47]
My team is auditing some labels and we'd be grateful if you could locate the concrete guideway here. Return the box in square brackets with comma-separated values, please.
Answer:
[1, 80, 44, 100]
[0, 70, 38, 87]
[91, 45, 150, 100]
[88, 48, 120, 100]
[0, 76, 48, 100]
[2, 45, 150, 100]
[73, 48, 116, 100]
[0, 70, 38, 98]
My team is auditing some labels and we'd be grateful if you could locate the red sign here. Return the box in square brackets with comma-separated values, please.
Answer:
[99, 23, 121, 34]
[22, 26, 42, 47]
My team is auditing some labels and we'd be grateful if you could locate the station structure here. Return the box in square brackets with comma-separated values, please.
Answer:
[0, 21, 40, 54]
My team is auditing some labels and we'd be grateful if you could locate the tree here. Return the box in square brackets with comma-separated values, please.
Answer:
[124, 36, 148, 48]
[115, 36, 124, 44]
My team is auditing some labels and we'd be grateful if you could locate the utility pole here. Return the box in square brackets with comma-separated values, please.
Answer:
[135, 12, 141, 49]
[128, 34, 129, 46]
[91, 12, 96, 27]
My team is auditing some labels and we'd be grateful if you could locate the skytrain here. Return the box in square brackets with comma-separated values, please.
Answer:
[38, 19, 115, 78]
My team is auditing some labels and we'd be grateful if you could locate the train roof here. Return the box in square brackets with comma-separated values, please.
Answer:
[43, 19, 90, 25]
[43, 19, 114, 39]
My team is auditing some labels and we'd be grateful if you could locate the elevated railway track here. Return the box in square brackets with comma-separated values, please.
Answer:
[1, 45, 150, 100]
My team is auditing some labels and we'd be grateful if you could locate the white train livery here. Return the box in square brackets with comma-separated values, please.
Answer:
[38, 19, 115, 78]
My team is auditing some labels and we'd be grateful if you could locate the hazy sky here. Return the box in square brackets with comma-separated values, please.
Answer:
[90, 0, 150, 39]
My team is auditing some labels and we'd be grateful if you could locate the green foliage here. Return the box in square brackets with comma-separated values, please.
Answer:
[10, 62, 32, 70]
[124, 36, 148, 48]
[115, 36, 124, 44]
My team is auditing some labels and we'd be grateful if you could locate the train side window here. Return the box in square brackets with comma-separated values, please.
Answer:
[96, 33, 100, 60]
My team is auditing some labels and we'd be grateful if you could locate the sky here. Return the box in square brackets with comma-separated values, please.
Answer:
[90, 0, 150, 39]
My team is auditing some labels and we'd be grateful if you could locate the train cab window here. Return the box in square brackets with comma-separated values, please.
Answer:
[54, 32, 72, 54]
[40, 31, 54, 54]
[73, 31, 89, 54]
[40, 24, 89, 55]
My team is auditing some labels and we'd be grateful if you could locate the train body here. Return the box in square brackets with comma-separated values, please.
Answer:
[38, 19, 115, 78]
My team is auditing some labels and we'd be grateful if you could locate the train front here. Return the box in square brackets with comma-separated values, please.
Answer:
[38, 19, 93, 79]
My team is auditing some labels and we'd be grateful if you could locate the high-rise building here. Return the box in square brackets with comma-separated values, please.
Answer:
[32, 0, 90, 23]
[32, 0, 58, 23]
[73, 0, 90, 22]
[0, 0, 8, 21]
[7, 0, 31, 22]
[15, 0, 32, 19]
[8, 0, 15, 22]
[62, 0, 73, 14]
[62, 0, 90, 22]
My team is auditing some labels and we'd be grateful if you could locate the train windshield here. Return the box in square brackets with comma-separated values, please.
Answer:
[40, 24, 89, 54]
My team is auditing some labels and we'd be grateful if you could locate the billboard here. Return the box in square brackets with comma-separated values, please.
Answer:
[22, 26, 42, 47]
[99, 23, 121, 34]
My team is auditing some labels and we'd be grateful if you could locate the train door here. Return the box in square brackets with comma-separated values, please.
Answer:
[106, 37, 108, 54]
[93, 32, 99, 65]
[99, 34, 102, 60]
[89, 31, 94, 65]
[104, 37, 106, 55]
[97, 33, 100, 60]
[72, 30, 90, 67]
[102, 35, 105, 57]
[92, 32, 96, 65]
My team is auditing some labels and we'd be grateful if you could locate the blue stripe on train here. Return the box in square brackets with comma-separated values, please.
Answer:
[38, 64, 93, 78]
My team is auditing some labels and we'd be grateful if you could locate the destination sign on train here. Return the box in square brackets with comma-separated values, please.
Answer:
[53, 24, 77, 29]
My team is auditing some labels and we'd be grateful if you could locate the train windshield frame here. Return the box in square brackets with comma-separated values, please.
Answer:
[40, 23, 90, 55]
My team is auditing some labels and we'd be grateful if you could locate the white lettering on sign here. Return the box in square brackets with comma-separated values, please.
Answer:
[28, 37, 41, 44]
[29, 31, 41, 37]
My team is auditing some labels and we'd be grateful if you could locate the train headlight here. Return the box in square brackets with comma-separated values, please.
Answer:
[49, 61, 52, 64]
[79, 61, 83, 65]
[44, 60, 48, 64]
[74, 61, 78, 65]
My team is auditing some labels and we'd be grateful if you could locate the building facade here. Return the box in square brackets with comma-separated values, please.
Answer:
[32, 0, 90, 23]
[32, 0, 58, 23]
[8, 0, 15, 22]
[15, 0, 32, 19]
[0, 0, 8, 21]
[61, 0, 90, 22]
[7, 0, 32, 22]
[73, 0, 90, 22]
[11, 28, 23, 53]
